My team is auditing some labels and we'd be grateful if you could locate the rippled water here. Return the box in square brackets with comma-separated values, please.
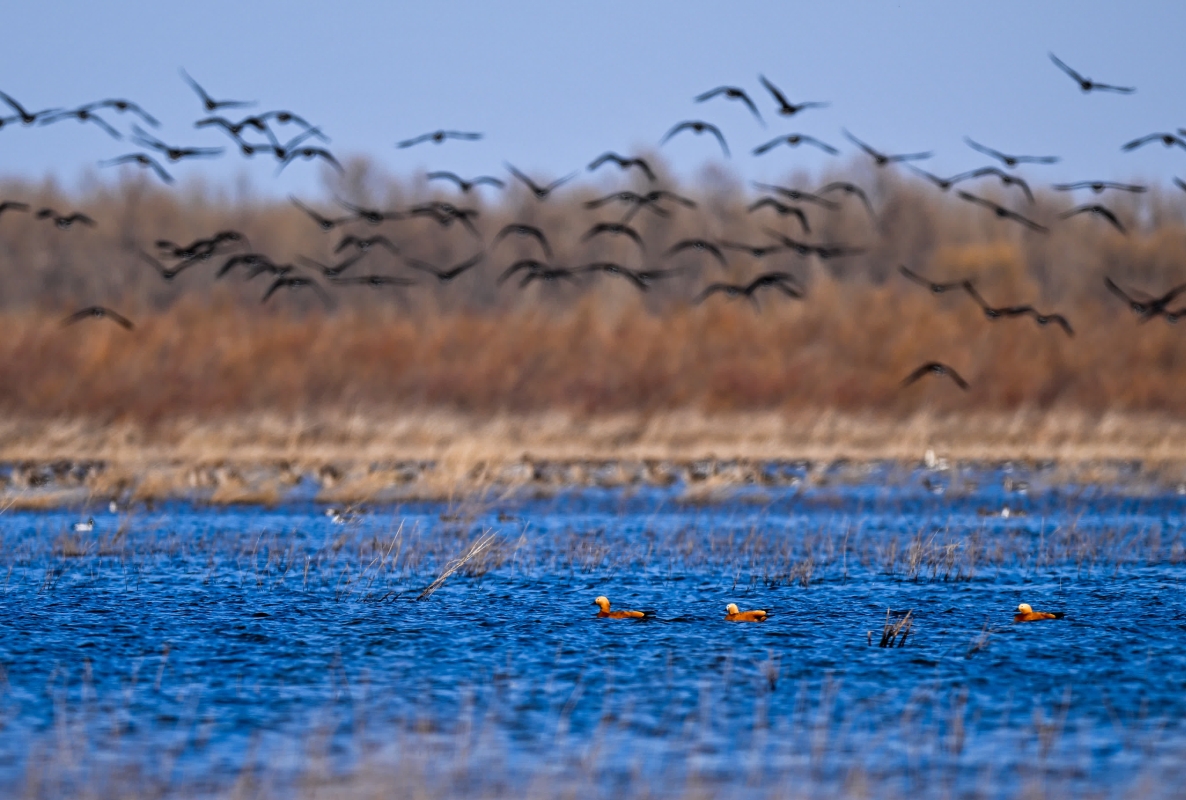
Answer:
[1, 463, 1185, 798]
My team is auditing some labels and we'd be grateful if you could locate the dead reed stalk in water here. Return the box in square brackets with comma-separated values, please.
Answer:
[870, 608, 913, 647]
[417, 530, 498, 600]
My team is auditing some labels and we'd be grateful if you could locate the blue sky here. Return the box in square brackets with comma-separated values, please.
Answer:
[1, 1, 1182, 198]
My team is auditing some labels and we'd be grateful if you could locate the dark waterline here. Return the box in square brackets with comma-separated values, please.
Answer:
[2, 464, 1185, 797]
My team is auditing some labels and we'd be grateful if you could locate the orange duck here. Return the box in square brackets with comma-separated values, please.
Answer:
[724, 603, 768, 622]
[1014, 603, 1065, 623]
[593, 596, 654, 619]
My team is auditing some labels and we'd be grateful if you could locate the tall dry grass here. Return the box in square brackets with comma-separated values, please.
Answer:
[2, 156, 1186, 423]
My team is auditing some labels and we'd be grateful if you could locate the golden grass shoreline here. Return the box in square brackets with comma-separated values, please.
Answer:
[3, 409, 1186, 506]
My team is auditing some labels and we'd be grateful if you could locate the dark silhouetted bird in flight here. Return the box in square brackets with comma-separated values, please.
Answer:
[752, 134, 838, 156]
[587, 152, 656, 182]
[262, 276, 330, 306]
[1049, 53, 1135, 94]
[0, 91, 58, 125]
[297, 253, 367, 278]
[1121, 132, 1186, 151]
[905, 165, 969, 192]
[665, 239, 728, 268]
[899, 266, 972, 294]
[200, 127, 271, 158]
[585, 191, 670, 219]
[747, 197, 810, 233]
[843, 130, 932, 167]
[35, 208, 95, 229]
[962, 282, 1074, 336]
[956, 191, 1048, 232]
[291, 197, 353, 230]
[83, 98, 159, 127]
[578, 262, 681, 291]
[581, 222, 646, 253]
[133, 125, 224, 162]
[195, 116, 260, 139]
[497, 259, 548, 284]
[259, 127, 329, 162]
[277, 147, 342, 175]
[1105, 277, 1186, 322]
[964, 137, 1059, 168]
[752, 182, 839, 209]
[519, 268, 580, 287]
[660, 121, 730, 157]
[498, 260, 579, 287]
[329, 275, 416, 289]
[99, 153, 174, 184]
[180, 69, 255, 112]
[426, 171, 505, 193]
[958, 167, 1035, 203]
[505, 164, 577, 200]
[397, 130, 482, 148]
[407, 201, 480, 237]
[61, 306, 135, 330]
[334, 234, 401, 255]
[253, 109, 319, 131]
[217, 253, 278, 279]
[813, 242, 866, 261]
[901, 362, 969, 390]
[156, 230, 248, 261]
[137, 249, 196, 282]
[1052, 180, 1145, 194]
[818, 181, 876, 219]
[0, 201, 30, 218]
[404, 253, 485, 283]
[761, 228, 865, 261]
[39, 107, 122, 139]
[695, 85, 764, 125]
[337, 199, 402, 225]
[590, 189, 696, 223]
[1060, 204, 1126, 234]
[493, 223, 553, 259]
[758, 75, 828, 117]
[693, 272, 804, 309]
[718, 240, 786, 259]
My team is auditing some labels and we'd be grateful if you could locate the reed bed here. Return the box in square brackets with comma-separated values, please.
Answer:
[1, 503, 1179, 600]
[1, 158, 1186, 434]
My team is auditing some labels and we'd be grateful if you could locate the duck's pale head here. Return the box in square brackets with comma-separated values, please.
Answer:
[725, 603, 740, 615]
[1017, 603, 1033, 614]
[593, 596, 610, 611]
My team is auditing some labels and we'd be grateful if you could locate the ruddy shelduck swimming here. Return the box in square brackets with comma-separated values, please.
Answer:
[724, 603, 768, 622]
[1014, 603, 1065, 623]
[593, 596, 653, 619]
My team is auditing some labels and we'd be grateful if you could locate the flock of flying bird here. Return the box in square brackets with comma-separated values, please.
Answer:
[2, 54, 1186, 393]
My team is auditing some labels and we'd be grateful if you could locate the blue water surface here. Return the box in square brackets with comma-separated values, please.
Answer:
[1, 464, 1184, 798]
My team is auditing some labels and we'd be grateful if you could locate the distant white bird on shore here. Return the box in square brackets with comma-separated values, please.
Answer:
[326, 507, 359, 525]
[73, 517, 95, 532]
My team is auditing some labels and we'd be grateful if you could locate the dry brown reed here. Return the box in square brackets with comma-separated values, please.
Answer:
[873, 609, 914, 647]
[417, 530, 498, 600]
[3, 157, 1186, 457]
